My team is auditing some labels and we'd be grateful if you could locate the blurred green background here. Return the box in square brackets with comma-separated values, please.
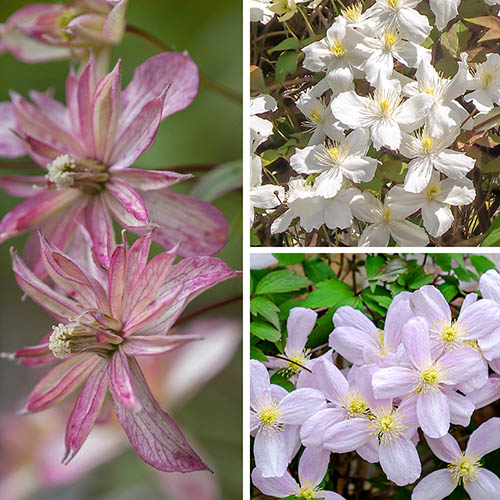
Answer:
[0, 0, 242, 499]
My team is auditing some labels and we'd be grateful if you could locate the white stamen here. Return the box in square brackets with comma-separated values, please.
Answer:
[46, 155, 77, 190]
[48, 323, 75, 359]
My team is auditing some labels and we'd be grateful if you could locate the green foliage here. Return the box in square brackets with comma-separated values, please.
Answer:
[254, 269, 311, 295]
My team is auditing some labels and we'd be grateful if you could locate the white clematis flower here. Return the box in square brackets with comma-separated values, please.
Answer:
[271, 177, 358, 234]
[296, 91, 346, 145]
[388, 173, 476, 237]
[357, 28, 431, 85]
[250, 0, 274, 23]
[269, 0, 311, 22]
[464, 53, 500, 114]
[302, 17, 367, 89]
[351, 188, 429, 246]
[400, 126, 476, 193]
[402, 55, 470, 134]
[363, 0, 432, 44]
[250, 94, 277, 154]
[290, 128, 379, 197]
[331, 74, 433, 150]
[429, 0, 461, 30]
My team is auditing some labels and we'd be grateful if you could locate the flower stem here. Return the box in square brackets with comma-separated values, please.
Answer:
[174, 294, 243, 326]
[126, 25, 242, 104]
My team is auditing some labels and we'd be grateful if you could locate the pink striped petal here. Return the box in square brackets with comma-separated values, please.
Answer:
[0, 175, 47, 198]
[0, 188, 80, 243]
[11, 249, 80, 321]
[85, 194, 115, 267]
[110, 95, 165, 170]
[29, 90, 72, 131]
[108, 244, 126, 319]
[77, 58, 97, 155]
[139, 188, 228, 257]
[101, 0, 128, 44]
[122, 334, 201, 356]
[24, 134, 64, 166]
[63, 357, 109, 464]
[0, 101, 27, 157]
[120, 52, 199, 132]
[26, 353, 100, 412]
[14, 334, 54, 366]
[91, 60, 121, 162]
[106, 178, 148, 222]
[103, 190, 154, 230]
[108, 348, 138, 409]
[112, 168, 189, 191]
[113, 358, 208, 472]
[124, 232, 152, 290]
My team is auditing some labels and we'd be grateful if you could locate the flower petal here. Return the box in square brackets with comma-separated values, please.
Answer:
[280, 388, 326, 424]
[417, 390, 450, 438]
[426, 432, 461, 462]
[121, 334, 201, 356]
[378, 437, 421, 486]
[412, 469, 456, 500]
[300, 408, 344, 448]
[285, 307, 318, 355]
[464, 469, 500, 500]
[251, 468, 297, 498]
[466, 417, 500, 458]
[298, 446, 331, 489]
[84, 194, 115, 267]
[108, 348, 139, 409]
[112, 168, 189, 191]
[323, 418, 370, 453]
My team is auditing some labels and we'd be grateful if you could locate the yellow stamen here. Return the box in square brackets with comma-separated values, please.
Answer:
[448, 454, 481, 485]
[384, 31, 398, 50]
[425, 184, 440, 200]
[330, 40, 346, 58]
[481, 71, 494, 88]
[379, 99, 390, 115]
[297, 486, 316, 499]
[309, 109, 323, 123]
[421, 136, 434, 154]
[341, 2, 363, 22]
[381, 207, 392, 221]
[387, 0, 399, 8]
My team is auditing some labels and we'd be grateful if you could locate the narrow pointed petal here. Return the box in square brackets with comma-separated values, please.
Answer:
[123, 232, 152, 290]
[103, 190, 154, 230]
[106, 178, 149, 223]
[64, 357, 109, 463]
[14, 335, 54, 366]
[26, 353, 100, 412]
[108, 349, 139, 410]
[101, 0, 128, 44]
[0, 175, 47, 198]
[139, 188, 228, 257]
[108, 244, 126, 319]
[113, 358, 208, 472]
[122, 334, 201, 356]
[85, 195, 115, 267]
[111, 168, 189, 191]
[77, 57, 97, 155]
[0, 102, 28, 157]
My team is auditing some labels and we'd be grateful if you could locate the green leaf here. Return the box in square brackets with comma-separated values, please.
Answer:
[273, 253, 306, 266]
[481, 213, 500, 246]
[469, 255, 496, 274]
[190, 159, 242, 202]
[255, 270, 311, 295]
[250, 296, 281, 329]
[302, 257, 336, 283]
[268, 37, 300, 53]
[270, 372, 294, 392]
[438, 282, 459, 302]
[250, 321, 281, 342]
[250, 345, 269, 362]
[430, 253, 452, 272]
[440, 21, 471, 57]
[301, 280, 354, 308]
[366, 255, 385, 278]
[275, 51, 298, 83]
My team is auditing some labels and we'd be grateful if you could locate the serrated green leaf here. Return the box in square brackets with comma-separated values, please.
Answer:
[366, 255, 385, 278]
[274, 253, 306, 266]
[268, 37, 300, 53]
[430, 254, 452, 272]
[469, 255, 496, 274]
[301, 280, 354, 308]
[275, 51, 298, 83]
[270, 372, 295, 391]
[255, 270, 311, 295]
[302, 258, 336, 283]
[250, 296, 281, 329]
[250, 321, 281, 341]
[250, 345, 269, 362]
[438, 282, 459, 302]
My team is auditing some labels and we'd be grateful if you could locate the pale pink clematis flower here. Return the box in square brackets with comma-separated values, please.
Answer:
[413, 418, 500, 500]
[372, 316, 485, 438]
[0, 52, 228, 272]
[0, 1, 128, 72]
[8, 231, 239, 471]
[250, 360, 326, 478]
[252, 446, 345, 500]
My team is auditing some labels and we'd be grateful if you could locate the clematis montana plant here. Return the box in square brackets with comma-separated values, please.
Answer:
[8, 230, 238, 471]
[0, 51, 228, 274]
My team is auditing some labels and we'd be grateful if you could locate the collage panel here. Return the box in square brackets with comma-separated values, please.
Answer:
[250, 0, 500, 248]
[250, 252, 500, 499]
[0, 1, 242, 500]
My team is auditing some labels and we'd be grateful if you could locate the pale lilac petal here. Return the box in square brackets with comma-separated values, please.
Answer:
[108, 349, 139, 409]
[417, 391, 450, 438]
[321, 492, 346, 500]
[357, 436, 379, 463]
[251, 361, 272, 409]
[410, 285, 451, 327]
[412, 469, 457, 500]
[333, 306, 377, 332]
[26, 353, 100, 412]
[329, 326, 378, 365]
[312, 357, 349, 402]
[251, 467, 297, 497]
[466, 417, 500, 458]
[479, 269, 500, 304]
[64, 358, 108, 464]
[120, 52, 199, 130]
[113, 358, 208, 472]
[112, 168, 189, 191]
[468, 377, 500, 409]
[372, 367, 416, 399]
[464, 469, 500, 500]
[253, 431, 290, 478]
[298, 446, 330, 488]
[457, 299, 500, 339]
[426, 433, 461, 463]
[402, 316, 432, 367]
[122, 334, 200, 356]
[280, 388, 326, 424]
[300, 409, 344, 448]
[378, 438, 421, 486]
[447, 390, 474, 426]
[323, 418, 370, 453]
[139, 188, 228, 257]
[383, 291, 413, 351]
[285, 307, 317, 355]
[440, 347, 485, 386]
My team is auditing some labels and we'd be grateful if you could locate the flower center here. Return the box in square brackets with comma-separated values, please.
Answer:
[255, 397, 284, 438]
[280, 350, 311, 376]
[368, 406, 407, 446]
[46, 155, 109, 194]
[448, 454, 481, 485]
[381, 207, 392, 221]
[441, 323, 459, 343]
[384, 31, 398, 50]
[328, 146, 341, 163]
[330, 40, 346, 58]
[431, 318, 468, 350]
[415, 363, 445, 393]
[297, 486, 316, 499]
[309, 108, 323, 123]
[260, 407, 279, 425]
[481, 71, 494, 88]
[421, 136, 434, 154]
[425, 184, 440, 199]
[341, 389, 368, 418]
[387, 0, 400, 9]
[342, 2, 363, 22]
[379, 99, 391, 115]
[424, 87, 435, 95]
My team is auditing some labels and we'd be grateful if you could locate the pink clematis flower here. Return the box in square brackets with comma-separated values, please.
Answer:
[252, 446, 345, 500]
[250, 360, 326, 478]
[413, 418, 500, 500]
[0, 1, 128, 71]
[372, 316, 485, 438]
[8, 231, 239, 471]
[0, 52, 228, 273]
